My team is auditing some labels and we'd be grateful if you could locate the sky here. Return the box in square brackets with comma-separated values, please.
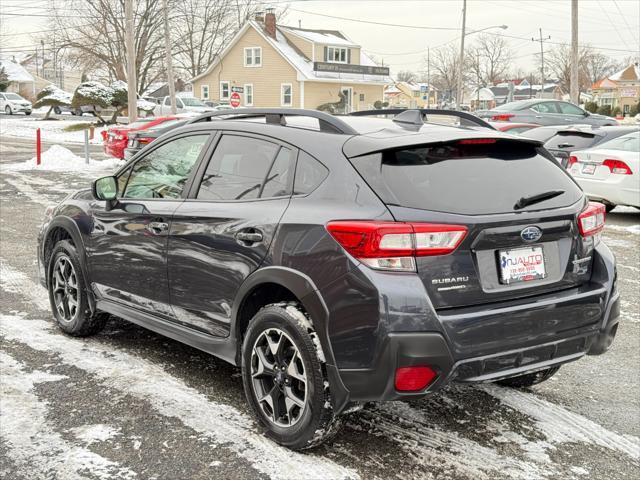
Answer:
[1, 0, 639, 76]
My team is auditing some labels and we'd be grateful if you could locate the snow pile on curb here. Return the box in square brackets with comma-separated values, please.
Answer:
[2, 145, 124, 172]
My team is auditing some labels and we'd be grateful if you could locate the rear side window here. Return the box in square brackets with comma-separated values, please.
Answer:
[351, 140, 582, 215]
[197, 135, 293, 200]
[545, 132, 597, 150]
[531, 103, 557, 114]
[294, 152, 328, 195]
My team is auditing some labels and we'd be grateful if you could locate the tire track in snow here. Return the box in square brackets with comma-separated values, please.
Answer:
[0, 261, 50, 311]
[0, 351, 137, 480]
[482, 384, 640, 461]
[0, 314, 358, 480]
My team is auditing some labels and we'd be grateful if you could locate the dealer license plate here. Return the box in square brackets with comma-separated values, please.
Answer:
[582, 163, 596, 175]
[499, 246, 546, 284]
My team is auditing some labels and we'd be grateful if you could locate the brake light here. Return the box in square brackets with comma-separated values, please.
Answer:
[138, 137, 153, 145]
[490, 114, 514, 121]
[326, 221, 467, 271]
[458, 138, 497, 145]
[395, 366, 437, 392]
[602, 159, 632, 175]
[567, 155, 578, 168]
[578, 202, 605, 237]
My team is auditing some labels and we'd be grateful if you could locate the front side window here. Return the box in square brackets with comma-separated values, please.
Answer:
[201, 85, 209, 100]
[220, 81, 230, 100]
[244, 47, 262, 67]
[198, 135, 293, 201]
[557, 102, 584, 115]
[244, 84, 254, 106]
[327, 46, 348, 63]
[281, 84, 292, 106]
[123, 135, 209, 199]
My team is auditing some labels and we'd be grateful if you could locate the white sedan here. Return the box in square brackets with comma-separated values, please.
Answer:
[568, 132, 640, 211]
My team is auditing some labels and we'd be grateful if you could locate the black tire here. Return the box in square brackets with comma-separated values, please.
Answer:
[54, 106, 61, 115]
[242, 303, 340, 450]
[25, 111, 31, 116]
[605, 203, 616, 213]
[495, 366, 560, 388]
[48, 240, 108, 336]
[5, 105, 12, 115]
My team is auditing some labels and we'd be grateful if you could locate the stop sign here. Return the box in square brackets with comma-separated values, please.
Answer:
[230, 92, 241, 108]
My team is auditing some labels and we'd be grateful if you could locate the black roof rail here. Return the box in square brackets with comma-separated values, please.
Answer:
[349, 108, 496, 130]
[185, 108, 359, 135]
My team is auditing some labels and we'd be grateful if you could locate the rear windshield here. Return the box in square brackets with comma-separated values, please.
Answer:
[545, 132, 597, 149]
[596, 133, 639, 152]
[351, 140, 582, 215]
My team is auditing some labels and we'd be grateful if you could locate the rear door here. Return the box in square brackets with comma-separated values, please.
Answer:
[167, 133, 295, 336]
[349, 138, 589, 310]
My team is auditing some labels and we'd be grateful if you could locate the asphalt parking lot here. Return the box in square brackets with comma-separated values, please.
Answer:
[1, 124, 639, 480]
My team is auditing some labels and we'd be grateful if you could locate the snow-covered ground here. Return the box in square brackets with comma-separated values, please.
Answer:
[0, 116, 106, 145]
[2, 145, 124, 173]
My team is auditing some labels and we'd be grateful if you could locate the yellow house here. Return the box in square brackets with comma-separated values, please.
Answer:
[190, 10, 390, 112]
[384, 82, 438, 109]
[591, 63, 640, 115]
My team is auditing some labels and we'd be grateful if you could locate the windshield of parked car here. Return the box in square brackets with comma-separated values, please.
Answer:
[180, 97, 206, 107]
[146, 119, 185, 131]
[545, 132, 597, 149]
[5, 93, 23, 100]
[595, 133, 640, 152]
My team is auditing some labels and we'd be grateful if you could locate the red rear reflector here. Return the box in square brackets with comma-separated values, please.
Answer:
[458, 138, 497, 145]
[567, 155, 578, 168]
[490, 114, 515, 121]
[138, 137, 153, 145]
[395, 366, 437, 392]
[578, 202, 606, 237]
[602, 159, 632, 175]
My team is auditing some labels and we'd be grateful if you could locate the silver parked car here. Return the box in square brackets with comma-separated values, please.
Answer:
[478, 99, 618, 127]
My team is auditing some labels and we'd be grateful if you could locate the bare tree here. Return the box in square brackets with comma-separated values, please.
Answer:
[467, 34, 513, 86]
[545, 44, 592, 94]
[396, 70, 417, 83]
[583, 51, 618, 85]
[428, 43, 461, 100]
[49, 0, 166, 93]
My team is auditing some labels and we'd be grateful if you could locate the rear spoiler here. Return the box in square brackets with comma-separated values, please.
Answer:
[349, 108, 496, 130]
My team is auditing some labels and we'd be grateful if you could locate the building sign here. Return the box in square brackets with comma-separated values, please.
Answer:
[313, 62, 390, 76]
[231, 86, 244, 93]
[620, 88, 638, 98]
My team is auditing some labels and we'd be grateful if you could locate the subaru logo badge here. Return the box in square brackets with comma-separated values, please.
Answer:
[521, 226, 542, 242]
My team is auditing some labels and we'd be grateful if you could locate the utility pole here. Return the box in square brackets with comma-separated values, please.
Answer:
[125, 0, 138, 123]
[570, 0, 579, 104]
[532, 29, 551, 99]
[476, 52, 480, 110]
[162, 0, 177, 114]
[456, 0, 467, 110]
[40, 40, 45, 79]
[426, 47, 431, 108]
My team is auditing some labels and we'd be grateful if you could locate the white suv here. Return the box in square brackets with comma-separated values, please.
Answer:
[0, 92, 32, 115]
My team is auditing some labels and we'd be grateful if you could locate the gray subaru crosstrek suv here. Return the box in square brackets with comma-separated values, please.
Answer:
[37, 109, 620, 450]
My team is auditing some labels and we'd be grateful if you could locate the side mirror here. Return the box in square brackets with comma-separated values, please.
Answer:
[584, 110, 590, 116]
[92, 175, 118, 201]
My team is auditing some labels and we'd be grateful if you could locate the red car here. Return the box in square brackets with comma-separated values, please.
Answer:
[102, 116, 178, 159]
[489, 121, 539, 134]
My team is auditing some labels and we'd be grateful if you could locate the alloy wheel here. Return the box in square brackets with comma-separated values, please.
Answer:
[51, 255, 80, 323]
[251, 328, 308, 427]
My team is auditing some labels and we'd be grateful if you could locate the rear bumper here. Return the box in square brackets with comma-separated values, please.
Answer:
[575, 176, 640, 207]
[335, 242, 620, 403]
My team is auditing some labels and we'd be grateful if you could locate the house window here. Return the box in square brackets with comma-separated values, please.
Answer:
[201, 85, 209, 100]
[244, 47, 262, 67]
[326, 46, 348, 64]
[244, 84, 253, 106]
[281, 83, 292, 106]
[220, 81, 230, 100]
[359, 93, 365, 102]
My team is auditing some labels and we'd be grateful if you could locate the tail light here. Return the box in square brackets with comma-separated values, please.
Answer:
[490, 114, 514, 121]
[101, 130, 107, 140]
[395, 366, 437, 392]
[602, 159, 632, 175]
[578, 202, 605, 237]
[326, 221, 467, 272]
[137, 137, 154, 145]
[567, 155, 578, 168]
[458, 138, 497, 145]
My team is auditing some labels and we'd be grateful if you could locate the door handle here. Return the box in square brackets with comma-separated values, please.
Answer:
[236, 230, 263, 243]
[535, 115, 543, 118]
[147, 221, 169, 235]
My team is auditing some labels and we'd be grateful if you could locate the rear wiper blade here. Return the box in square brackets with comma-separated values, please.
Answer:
[514, 190, 564, 210]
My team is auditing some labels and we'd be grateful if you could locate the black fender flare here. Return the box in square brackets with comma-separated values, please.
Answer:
[43, 216, 97, 312]
[231, 266, 351, 412]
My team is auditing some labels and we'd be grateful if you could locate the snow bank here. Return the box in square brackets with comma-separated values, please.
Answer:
[0, 117, 106, 144]
[2, 145, 124, 172]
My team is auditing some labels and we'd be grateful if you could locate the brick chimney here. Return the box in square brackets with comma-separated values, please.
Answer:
[265, 8, 276, 39]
